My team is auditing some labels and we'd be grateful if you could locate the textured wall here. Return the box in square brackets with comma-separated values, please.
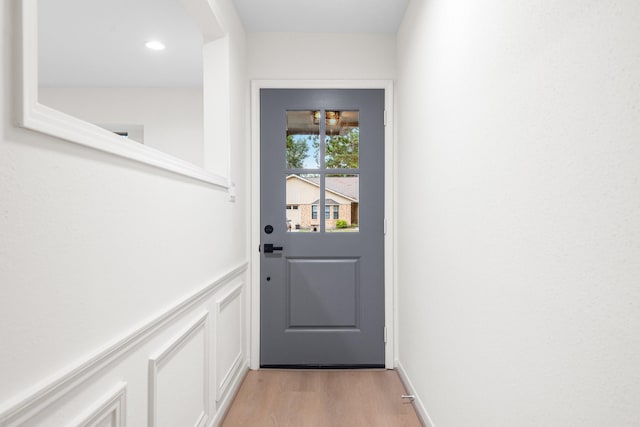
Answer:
[396, 0, 640, 425]
[247, 32, 396, 80]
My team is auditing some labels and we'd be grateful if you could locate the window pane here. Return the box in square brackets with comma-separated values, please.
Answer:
[325, 205, 330, 219]
[325, 111, 359, 169]
[325, 174, 359, 233]
[286, 173, 320, 232]
[286, 111, 319, 169]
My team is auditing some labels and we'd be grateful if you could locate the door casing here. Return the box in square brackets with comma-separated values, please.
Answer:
[250, 80, 396, 369]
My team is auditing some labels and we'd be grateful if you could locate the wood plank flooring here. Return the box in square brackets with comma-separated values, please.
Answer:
[221, 370, 421, 427]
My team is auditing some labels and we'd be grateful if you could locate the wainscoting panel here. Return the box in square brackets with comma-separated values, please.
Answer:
[214, 282, 244, 403]
[148, 313, 209, 427]
[0, 263, 248, 427]
[69, 383, 127, 427]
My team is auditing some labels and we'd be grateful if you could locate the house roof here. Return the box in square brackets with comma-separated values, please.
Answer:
[311, 198, 340, 205]
[286, 175, 359, 202]
[306, 176, 359, 201]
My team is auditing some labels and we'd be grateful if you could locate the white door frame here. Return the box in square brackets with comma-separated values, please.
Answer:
[250, 80, 396, 369]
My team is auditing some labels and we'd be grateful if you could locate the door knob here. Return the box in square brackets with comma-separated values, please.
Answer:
[263, 243, 283, 253]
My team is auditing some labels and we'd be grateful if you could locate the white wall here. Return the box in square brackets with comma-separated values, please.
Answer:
[396, 0, 640, 426]
[203, 38, 230, 176]
[40, 87, 204, 166]
[247, 32, 396, 79]
[0, 0, 248, 425]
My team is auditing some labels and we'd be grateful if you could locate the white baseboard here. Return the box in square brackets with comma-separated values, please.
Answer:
[395, 360, 435, 427]
[208, 362, 249, 427]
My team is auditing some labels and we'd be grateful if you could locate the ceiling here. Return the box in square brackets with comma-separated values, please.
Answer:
[231, 0, 409, 33]
[38, 0, 204, 88]
[37, 0, 408, 88]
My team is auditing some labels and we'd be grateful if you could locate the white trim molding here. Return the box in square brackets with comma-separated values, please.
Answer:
[207, 361, 249, 427]
[215, 283, 244, 402]
[0, 263, 247, 427]
[68, 382, 127, 427]
[249, 80, 396, 369]
[18, 0, 230, 188]
[148, 313, 210, 427]
[395, 361, 435, 427]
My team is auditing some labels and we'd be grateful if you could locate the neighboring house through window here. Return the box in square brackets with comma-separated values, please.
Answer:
[286, 174, 359, 230]
[313, 203, 343, 220]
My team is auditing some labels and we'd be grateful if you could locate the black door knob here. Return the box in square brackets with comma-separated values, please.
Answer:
[263, 243, 283, 253]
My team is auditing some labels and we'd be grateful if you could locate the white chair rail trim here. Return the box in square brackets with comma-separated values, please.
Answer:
[0, 262, 248, 427]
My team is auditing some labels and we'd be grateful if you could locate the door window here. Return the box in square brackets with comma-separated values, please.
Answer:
[286, 173, 320, 232]
[325, 111, 359, 169]
[285, 110, 360, 233]
[325, 173, 359, 233]
[286, 111, 318, 169]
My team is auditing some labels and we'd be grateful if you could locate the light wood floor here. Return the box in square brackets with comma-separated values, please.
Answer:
[221, 370, 421, 427]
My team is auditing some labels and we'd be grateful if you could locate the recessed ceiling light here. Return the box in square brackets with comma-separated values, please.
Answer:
[145, 41, 165, 51]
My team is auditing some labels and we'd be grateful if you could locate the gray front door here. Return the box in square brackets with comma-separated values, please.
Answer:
[260, 89, 385, 367]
